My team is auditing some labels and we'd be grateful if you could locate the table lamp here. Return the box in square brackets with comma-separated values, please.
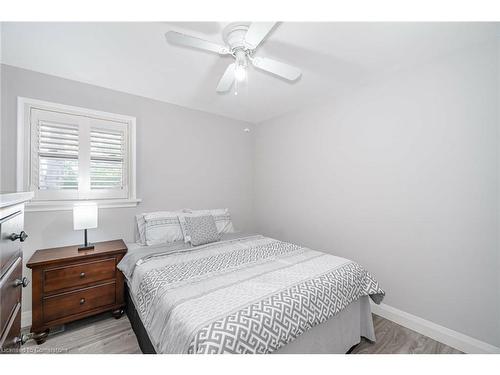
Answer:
[73, 202, 98, 251]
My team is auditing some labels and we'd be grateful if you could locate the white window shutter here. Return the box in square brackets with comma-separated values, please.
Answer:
[30, 109, 82, 200]
[38, 121, 79, 190]
[87, 118, 128, 199]
[90, 128, 125, 190]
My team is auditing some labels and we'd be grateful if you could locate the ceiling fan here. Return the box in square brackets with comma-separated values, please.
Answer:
[165, 22, 302, 94]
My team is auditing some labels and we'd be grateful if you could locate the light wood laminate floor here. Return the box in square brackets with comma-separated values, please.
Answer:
[350, 315, 462, 354]
[22, 313, 462, 354]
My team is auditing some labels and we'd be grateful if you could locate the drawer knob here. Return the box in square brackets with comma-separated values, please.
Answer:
[80, 272, 86, 278]
[13, 333, 30, 346]
[14, 277, 29, 288]
[9, 231, 28, 242]
[80, 298, 85, 305]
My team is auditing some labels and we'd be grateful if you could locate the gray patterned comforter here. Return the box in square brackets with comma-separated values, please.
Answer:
[119, 234, 384, 354]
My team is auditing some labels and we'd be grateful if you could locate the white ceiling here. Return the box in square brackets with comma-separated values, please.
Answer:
[2, 22, 498, 123]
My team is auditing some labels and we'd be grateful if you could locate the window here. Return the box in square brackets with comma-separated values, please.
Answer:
[18, 98, 139, 211]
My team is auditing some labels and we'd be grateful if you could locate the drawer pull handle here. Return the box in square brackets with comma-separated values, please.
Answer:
[80, 272, 86, 278]
[14, 277, 29, 288]
[80, 298, 85, 305]
[9, 231, 28, 242]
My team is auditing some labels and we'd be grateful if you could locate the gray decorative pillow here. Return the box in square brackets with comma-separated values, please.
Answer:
[183, 215, 221, 246]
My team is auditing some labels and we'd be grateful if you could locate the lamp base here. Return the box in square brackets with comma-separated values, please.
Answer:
[78, 228, 95, 251]
[78, 244, 95, 251]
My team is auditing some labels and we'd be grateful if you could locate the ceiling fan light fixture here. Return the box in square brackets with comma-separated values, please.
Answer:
[234, 65, 247, 82]
[234, 49, 248, 82]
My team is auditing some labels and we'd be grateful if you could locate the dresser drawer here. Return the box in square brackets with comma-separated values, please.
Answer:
[0, 209, 23, 278]
[0, 303, 21, 353]
[0, 257, 22, 339]
[43, 282, 116, 322]
[44, 258, 116, 293]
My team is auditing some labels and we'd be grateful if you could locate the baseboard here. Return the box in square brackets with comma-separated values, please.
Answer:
[371, 302, 500, 354]
[21, 310, 32, 329]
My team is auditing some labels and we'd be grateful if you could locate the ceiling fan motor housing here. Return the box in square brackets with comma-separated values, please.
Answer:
[223, 22, 251, 52]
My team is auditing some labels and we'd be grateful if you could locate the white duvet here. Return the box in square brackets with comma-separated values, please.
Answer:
[119, 234, 384, 354]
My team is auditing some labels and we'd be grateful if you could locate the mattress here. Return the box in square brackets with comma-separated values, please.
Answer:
[119, 233, 384, 354]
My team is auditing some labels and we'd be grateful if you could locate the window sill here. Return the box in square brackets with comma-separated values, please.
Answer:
[25, 198, 142, 212]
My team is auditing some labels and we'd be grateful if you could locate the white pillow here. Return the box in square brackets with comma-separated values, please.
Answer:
[135, 214, 147, 245]
[141, 211, 185, 246]
[183, 208, 235, 234]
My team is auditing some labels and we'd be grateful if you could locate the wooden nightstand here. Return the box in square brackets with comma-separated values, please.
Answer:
[26, 240, 127, 344]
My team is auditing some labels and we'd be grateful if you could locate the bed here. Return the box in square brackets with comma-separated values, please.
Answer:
[118, 233, 384, 354]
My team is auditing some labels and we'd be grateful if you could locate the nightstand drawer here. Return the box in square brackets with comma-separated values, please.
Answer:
[44, 258, 116, 293]
[43, 282, 116, 322]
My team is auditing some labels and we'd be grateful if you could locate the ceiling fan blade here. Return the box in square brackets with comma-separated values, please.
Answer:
[216, 63, 236, 92]
[251, 56, 302, 81]
[244, 22, 277, 49]
[165, 31, 229, 55]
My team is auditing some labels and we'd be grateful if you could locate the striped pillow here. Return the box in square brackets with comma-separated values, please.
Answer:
[135, 214, 147, 245]
[135, 210, 187, 246]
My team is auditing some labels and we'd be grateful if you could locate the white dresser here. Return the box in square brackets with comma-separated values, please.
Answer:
[0, 192, 33, 353]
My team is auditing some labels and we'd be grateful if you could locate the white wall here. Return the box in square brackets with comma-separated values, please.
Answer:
[497, 37, 500, 350]
[0, 23, 3, 178]
[0, 64, 255, 314]
[254, 41, 500, 347]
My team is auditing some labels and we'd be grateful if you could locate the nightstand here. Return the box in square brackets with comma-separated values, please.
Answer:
[26, 239, 127, 344]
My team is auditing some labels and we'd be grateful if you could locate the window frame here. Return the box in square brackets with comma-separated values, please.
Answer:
[17, 97, 140, 212]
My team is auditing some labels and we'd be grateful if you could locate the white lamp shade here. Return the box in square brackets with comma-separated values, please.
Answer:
[73, 203, 98, 230]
